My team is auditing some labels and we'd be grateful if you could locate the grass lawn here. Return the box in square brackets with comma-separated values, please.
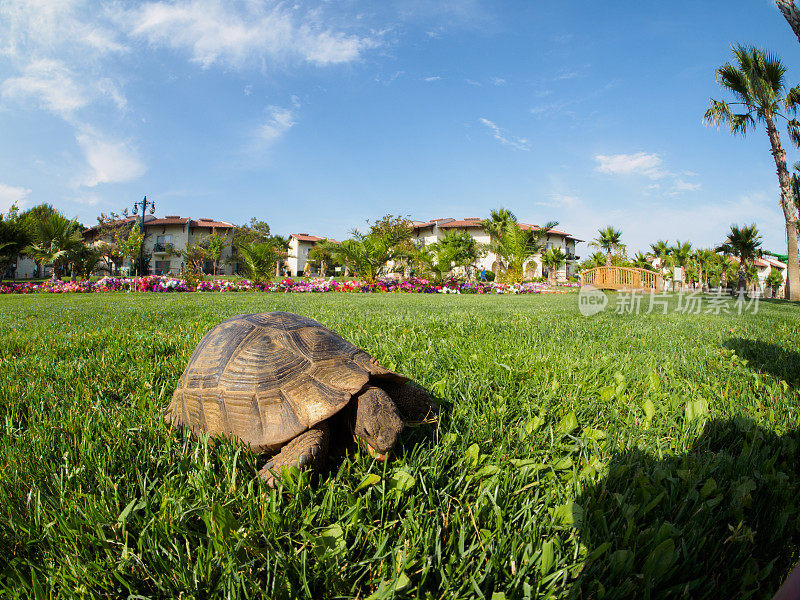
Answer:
[0, 292, 798, 599]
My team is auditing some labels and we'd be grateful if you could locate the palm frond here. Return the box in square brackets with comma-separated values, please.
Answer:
[716, 59, 753, 104]
[784, 85, 800, 115]
[703, 99, 734, 128]
[730, 112, 755, 136]
[787, 118, 800, 148]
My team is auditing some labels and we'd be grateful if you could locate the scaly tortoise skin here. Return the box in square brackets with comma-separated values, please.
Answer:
[165, 311, 435, 486]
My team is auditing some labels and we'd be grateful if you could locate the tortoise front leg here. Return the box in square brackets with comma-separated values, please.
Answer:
[382, 383, 438, 423]
[258, 422, 330, 488]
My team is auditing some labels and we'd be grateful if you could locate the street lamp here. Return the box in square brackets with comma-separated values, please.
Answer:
[131, 195, 155, 276]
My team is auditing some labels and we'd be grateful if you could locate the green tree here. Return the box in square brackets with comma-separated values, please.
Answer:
[669, 241, 693, 290]
[631, 251, 655, 271]
[578, 252, 607, 273]
[235, 239, 281, 284]
[591, 226, 625, 266]
[693, 248, 718, 292]
[71, 245, 105, 279]
[649, 240, 671, 279]
[720, 224, 763, 292]
[489, 221, 556, 283]
[704, 45, 800, 300]
[178, 240, 207, 286]
[542, 247, 567, 281]
[325, 230, 408, 284]
[23, 212, 84, 279]
[481, 208, 517, 244]
[199, 229, 226, 276]
[413, 231, 482, 284]
[117, 224, 145, 276]
[307, 241, 336, 276]
[0, 204, 29, 282]
[765, 268, 785, 296]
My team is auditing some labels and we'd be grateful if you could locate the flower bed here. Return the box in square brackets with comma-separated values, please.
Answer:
[0, 275, 576, 295]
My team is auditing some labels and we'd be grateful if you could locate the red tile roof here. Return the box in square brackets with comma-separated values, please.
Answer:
[727, 256, 770, 268]
[189, 218, 234, 228]
[428, 217, 583, 240]
[292, 234, 340, 244]
[145, 217, 189, 226]
[439, 219, 485, 229]
[762, 256, 787, 269]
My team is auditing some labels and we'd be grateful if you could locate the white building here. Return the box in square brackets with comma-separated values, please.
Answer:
[83, 214, 236, 276]
[409, 217, 582, 280]
[287, 234, 339, 277]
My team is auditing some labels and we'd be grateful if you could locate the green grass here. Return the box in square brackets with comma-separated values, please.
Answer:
[0, 292, 798, 599]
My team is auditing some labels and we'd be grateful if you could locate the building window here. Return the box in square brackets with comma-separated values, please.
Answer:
[154, 260, 171, 275]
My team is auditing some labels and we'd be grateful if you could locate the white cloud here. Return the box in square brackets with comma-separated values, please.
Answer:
[492, 77, 506, 86]
[1, 59, 89, 117]
[424, 75, 441, 82]
[75, 128, 145, 187]
[0, 183, 31, 212]
[595, 152, 666, 179]
[553, 70, 579, 81]
[464, 78, 480, 86]
[594, 152, 702, 195]
[96, 78, 127, 111]
[479, 118, 530, 151]
[259, 105, 296, 144]
[128, 0, 376, 68]
[0, 0, 126, 60]
[672, 179, 702, 192]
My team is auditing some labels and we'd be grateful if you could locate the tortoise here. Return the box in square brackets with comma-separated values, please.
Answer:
[165, 311, 436, 487]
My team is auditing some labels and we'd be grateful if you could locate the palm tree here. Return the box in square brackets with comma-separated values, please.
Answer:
[649, 240, 671, 280]
[307, 241, 335, 277]
[236, 239, 280, 284]
[71, 245, 105, 279]
[481, 208, 517, 241]
[720, 224, 763, 292]
[591, 226, 624, 266]
[541, 247, 567, 282]
[776, 1, 800, 45]
[765, 268, 785, 297]
[693, 248, 718, 292]
[490, 221, 557, 283]
[631, 252, 654, 271]
[669, 241, 693, 291]
[23, 213, 84, 279]
[325, 231, 408, 284]
[414, 241, 460, 285]
[704, 45, 800, 300]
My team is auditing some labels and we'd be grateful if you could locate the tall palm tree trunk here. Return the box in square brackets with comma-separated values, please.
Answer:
[737, 264, 747, 293]
[765, 114, 800, 300]
[605, 250, 611, 266]
[777, 0, 800, 44]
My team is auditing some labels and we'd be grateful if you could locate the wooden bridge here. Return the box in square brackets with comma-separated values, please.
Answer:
[580, 266, 663, 291]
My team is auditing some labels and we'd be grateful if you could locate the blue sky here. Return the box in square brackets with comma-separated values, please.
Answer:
[0, 0, 797, 254]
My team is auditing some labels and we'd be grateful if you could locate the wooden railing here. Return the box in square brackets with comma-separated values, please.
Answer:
[580, 266, 662, 291]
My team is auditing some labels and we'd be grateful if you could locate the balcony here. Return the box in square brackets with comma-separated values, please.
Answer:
[153, 243, 170, 254]
[566, 253, 579, 261]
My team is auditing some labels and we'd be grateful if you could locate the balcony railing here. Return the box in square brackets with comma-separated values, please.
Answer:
[566, 253, 579, 261]
[153, 243, 169, 253]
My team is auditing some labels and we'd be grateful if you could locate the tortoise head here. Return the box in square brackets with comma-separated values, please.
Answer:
[353, 386, 403, 461]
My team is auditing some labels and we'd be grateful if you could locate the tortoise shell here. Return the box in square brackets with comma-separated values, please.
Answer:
[165, 312, 407, 451]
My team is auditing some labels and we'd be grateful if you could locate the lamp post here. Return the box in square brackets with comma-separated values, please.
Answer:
[132, 196, 155, 276]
